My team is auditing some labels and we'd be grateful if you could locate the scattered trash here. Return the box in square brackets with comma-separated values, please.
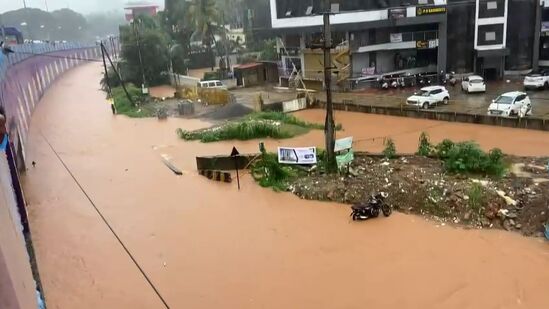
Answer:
[496, 190, 517, 206]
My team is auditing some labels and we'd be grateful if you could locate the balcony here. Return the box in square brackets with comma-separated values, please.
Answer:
[351, 30, 438, 53]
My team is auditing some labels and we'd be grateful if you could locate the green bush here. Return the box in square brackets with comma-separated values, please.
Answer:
[416, 132, 433, 156]
[435, 139, 455, 159]
[177, 120, 291, 142]
[249, 112, 323, 129]
[383, 138, 397, 159]
[443, 141, 506, 176]
[111, 84, 153, 117]
[251, 153, 296, 191]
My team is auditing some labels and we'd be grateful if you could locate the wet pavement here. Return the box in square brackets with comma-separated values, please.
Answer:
[22, 63, 549, 309]
[317, 79, 549, 118]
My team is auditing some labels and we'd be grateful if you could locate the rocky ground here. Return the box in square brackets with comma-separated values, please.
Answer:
[290, 154, 549, 237]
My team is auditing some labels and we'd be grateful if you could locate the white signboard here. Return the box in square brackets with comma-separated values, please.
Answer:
[335, 137, 353, 152]
[282, 97, 307, 113]
[278, 147, 317, 165]
[390, 33, 403, 43]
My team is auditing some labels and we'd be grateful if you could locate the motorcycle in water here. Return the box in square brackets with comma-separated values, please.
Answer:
[350, 192, 392, 221]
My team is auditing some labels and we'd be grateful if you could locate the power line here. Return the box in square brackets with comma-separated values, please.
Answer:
[40, 133, 171, 309]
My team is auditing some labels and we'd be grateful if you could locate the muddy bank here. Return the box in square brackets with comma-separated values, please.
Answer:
[23, 63, 549, 309]
[291, 154, 549, 237]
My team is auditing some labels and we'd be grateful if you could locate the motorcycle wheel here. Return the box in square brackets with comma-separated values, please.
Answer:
[382, 205, 392, 217]
[371, 208, 380, 218]
[351, 212, 360, 221]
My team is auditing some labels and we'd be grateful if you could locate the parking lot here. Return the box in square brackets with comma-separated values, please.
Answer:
[317, 79, 549, 119]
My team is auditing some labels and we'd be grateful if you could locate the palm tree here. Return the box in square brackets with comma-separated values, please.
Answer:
[187, 0, 218, 48]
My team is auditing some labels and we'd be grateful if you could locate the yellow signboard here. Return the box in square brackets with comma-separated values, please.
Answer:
[417, 6, 447, 16]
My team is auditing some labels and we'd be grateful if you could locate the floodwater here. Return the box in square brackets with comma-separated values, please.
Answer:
[22, 63, 549, 309]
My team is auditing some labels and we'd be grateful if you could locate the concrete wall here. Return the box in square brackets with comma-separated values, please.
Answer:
[314, 101, 549, 131]
[0, 152, 38, 309]
[0, 43, 102, 167]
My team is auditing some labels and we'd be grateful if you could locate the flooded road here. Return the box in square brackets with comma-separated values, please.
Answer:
[23, 63, 549, 309]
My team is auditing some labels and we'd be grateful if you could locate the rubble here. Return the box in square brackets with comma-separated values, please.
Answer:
[291, 154, 549, 238]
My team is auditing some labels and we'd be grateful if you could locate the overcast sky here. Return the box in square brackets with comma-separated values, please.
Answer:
[0, 0, 164, 14]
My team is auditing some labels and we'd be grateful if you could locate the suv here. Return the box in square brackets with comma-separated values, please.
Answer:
[197, 80, 227, 90]
[488, 92, 532, 117]
[406, 86, 450, 109]
[523, 70, 549, 90]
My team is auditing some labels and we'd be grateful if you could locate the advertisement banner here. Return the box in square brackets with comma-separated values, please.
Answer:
[390, 33, 403, 43]
[278, 147, 317, 165]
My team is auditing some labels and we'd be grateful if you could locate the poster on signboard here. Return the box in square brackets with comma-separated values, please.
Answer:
[278, 147, 317, 165]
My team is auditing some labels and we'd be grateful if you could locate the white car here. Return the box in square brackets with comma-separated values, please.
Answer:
[406, 86, 450, 109]
[488, 92, 532, 117]
[461, 75, 486, 93]
[197, 80, 227, 90]
[523, 70, 549, 90]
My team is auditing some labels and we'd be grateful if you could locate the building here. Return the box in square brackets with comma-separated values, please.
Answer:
[124, 2, 159, 22]
[261, 0, 548, 83]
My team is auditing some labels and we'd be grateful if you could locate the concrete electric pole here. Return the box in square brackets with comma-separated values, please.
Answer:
[322, 0, 337, 171]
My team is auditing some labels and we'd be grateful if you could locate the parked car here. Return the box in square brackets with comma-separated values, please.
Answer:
[461, 75, 486, 93]
[523, 70, 549, 90]
[406, 86, 450, 109]
[488, 91, 532, 117]
[197, 80, 227, 90]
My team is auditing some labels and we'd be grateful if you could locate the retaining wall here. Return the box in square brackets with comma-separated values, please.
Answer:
[0, 43, 102, 166]
[314, 101, 549, 131]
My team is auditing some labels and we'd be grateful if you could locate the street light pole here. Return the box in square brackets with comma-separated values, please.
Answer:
[322, 0, 336, 171]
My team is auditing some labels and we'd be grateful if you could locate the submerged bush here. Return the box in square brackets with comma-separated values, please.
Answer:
[251, 153, 296, 191]
[177, 120, 289, 142]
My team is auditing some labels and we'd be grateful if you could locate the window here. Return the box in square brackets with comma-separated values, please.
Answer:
[431, 89, 441, 95]
[515, 95, 526, 102]
[208, 82, 216, 87]
[216, 81, 223, 86]
[485, 32, 496, 41]
[487, 1, 497, 10]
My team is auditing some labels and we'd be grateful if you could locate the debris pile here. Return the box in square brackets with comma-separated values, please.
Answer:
[290, 154, 549, 237]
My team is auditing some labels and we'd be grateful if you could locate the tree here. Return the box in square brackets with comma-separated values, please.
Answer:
[119, 15, 170, 86]
[187, 0, 219, 67]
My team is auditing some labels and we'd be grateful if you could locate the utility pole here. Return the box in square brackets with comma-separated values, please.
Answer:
[132, 17, 147, 93]
[101, 42, 135, 106]
[322, 0, 336, 171]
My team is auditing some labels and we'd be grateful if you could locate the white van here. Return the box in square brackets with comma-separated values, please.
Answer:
[198, 80, 227, 90]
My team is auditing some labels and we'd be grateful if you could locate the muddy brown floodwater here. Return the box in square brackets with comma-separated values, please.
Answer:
[22, 63, 549, 309]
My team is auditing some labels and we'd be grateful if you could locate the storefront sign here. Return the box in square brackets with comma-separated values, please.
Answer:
[390, 33, 403, 43]
[416, 39, 438, 49]
[416, 6, 447, 16]
[278, 147, 317, 165]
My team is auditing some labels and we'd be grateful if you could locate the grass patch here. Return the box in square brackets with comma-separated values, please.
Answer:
[111, 84, 155, 118]
[467, 183, 486, 214]
[177, 112, 333, 143]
